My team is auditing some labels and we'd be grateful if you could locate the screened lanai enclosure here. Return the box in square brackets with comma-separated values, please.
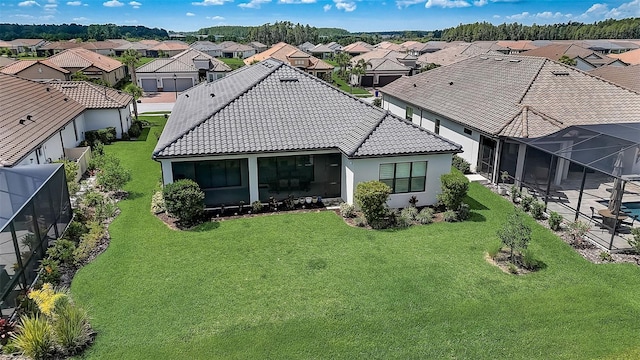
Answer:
[0, 164, 72, 317]
[503, 123, 640, 251]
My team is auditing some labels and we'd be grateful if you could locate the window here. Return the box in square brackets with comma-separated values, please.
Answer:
[405, 106, 413, 120]
[172, 159, 242, 188]
[464, 128, 472, 135]
[434, 119, 440, 135]
[379, 161, 427, 194]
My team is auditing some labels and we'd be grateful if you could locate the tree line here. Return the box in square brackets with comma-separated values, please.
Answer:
[198, 23, 350, 45]
[438, 18, 640, 42]
[0, 23, 169, 41]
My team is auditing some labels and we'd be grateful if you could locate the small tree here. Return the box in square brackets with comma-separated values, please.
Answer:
[438, 171, 469, 211]
[55, 159, 80, 195]
[123, 83, 142, 119]
[558, 55, 577, 66]
[95, 156, 131, 192]
[354, 180, 391, 228]
[497, 209, 532, 263]
[163, 179, 205, 226]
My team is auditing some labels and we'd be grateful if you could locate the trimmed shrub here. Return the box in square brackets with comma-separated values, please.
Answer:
[38, 259, 61, 285]
[54, 159, 80, 195]
[438, 172, 469, 211]
[530, 201, 545, 220]
[416, 208, 434, 224]
[82, 191, 104, 208]
[74, 221, 104, 265]
[353, 216, 367, 227]
[629, 228, 640, 253]
[46, 240, 76, 265]
[400, 207, 418, 221]
[443, 210, 458, 222]
[510, 185, 521, 203]
[567, 220, 590, 246]
[12, 315, 54, 360]
[520, 195, 534, 212]
[121, 132, 130, 141]
[128, 121, 142, 138]
[63, 221, 87, 244]
[85, 127, 116, 146]
[251, 200, 263, 213]
[354, 181, 392, 228]
[451, 155, 471, 174]
[457, 203, 471, 221]
[96, 157, 131, 192]
[151, 191, 166, 214]
[548, 211, 563, 231]
[52, 301, 92, 356]
[163, 179, 205, 226]
[339, 203, 356, 218]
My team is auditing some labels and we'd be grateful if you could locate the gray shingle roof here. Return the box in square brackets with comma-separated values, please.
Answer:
[381, 54, 640, 138]
[153, 59, 460, 159]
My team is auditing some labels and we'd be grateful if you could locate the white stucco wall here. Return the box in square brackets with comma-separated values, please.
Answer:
[383, 94, 481, 172]
[15, 114, 86, 166]
[344, 153, 453, 208]
[84, 108, 130, 138]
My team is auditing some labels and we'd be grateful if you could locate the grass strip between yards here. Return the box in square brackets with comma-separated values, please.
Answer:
[331, 72, 371, 96]
[71, 116, 640, 359]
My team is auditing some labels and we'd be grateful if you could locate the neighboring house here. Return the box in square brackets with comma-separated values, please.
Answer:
[495, 40, 537, 54]
[244, 42, 334, 80]
[220, 43, 256, 59]
[375, 41, 405, 52]
[326, 41, 343, 53]
[608, 48, 640, 65]
[0, 60, 70, 81]
[113, 41, 152, 57]
[136, 48, 231, 92]
[520, 44, 625, 71]
[298, 41, 315, 53]
[189, 41, 223, 58]
[0, 56, 18, 69]
[248, 41, 267, 53]
[403, 41, 448, 56]
[589, 64, 640, 93]
[309, 44, 334, 59]
[0, 73, 85, 167]
[379, 54, 640, 184]
[80, 41, 121, 56]
[472, 41, 510, 54]
[8, 39, 47, 54]
[48, 81, 133, 139]
[342, 41, 374, 56]
[47, 48, 125, 86]
[153, 59, 461, 208]
[579, 39, 630, 54]
[148, 41, 189, 58]
[350, 50, 417, 87]
[36, 41, 83, 56]
[417, 43, 496, 67]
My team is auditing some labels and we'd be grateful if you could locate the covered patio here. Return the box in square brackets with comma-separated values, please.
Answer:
[511, 123, 640, 251]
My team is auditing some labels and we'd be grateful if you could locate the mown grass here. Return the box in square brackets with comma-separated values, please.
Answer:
[72, 116, 640, 359]
[331, 72, 371, 96]
[219, 57, 246, 70]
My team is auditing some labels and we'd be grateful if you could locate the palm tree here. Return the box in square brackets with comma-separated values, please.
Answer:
[558, 55, 577, 67]
[351, 58, 371, 87]
[123, 83, 142, 119]
[122, 49, 140, 90]
[334, 52, 352, 79]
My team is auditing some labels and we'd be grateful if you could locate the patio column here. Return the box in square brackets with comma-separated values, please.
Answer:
[574, 166, 587, 221]
[248, 156, 259, 203]
[514, 143, 527, 186]
[609, 180, 627, 251]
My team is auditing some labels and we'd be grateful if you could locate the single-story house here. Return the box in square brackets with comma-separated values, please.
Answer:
[609, 48, 640, 65]
[416, 43, 496, 67]
[309, 44, 334, 59]
[189, 41, 223, 58]
[46, 48, 125, 86]
[47, 81, 133, 139]
[248, 41, 267, 53]
[379, 54, 640, 185]
[153, 59, 461, 208]
[0, 60, 70, 81]
[36, 41, 83, 56]
[7, 39, 47, 55]
[350, 50, 417, 87]
[113, 41, 151, 57]
[298, 42, 315, 53]
[0, 56, 17, 69]
[80, 41, 121, 56]
[589, 64, 640, 93]
[136, 48, 232, 92]
[220, 43, 256, 59]
[148, 41, 189, 58]
[495, 40, 538, 54]
[520, 44, 626, 71]
[375, 41, 405, 52]
[326, 42, 343, 53]
[342, 41, 374, 56]
[244, 42, 334, 80]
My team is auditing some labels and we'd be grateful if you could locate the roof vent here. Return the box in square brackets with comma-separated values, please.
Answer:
[210, 93, 215, 97]
[449, 82, 453, 85]
[494, 58, 503, 61]
[46, 87, 50, 92]
[185, 94, 189, 98]
[480, 56, 488, 60]
[413, 83, 416, 87]
[280, 77, 299, 82]
[63, 97, 68, 101]
[509, 59, 521, 63]
[552, 71, 570, 76]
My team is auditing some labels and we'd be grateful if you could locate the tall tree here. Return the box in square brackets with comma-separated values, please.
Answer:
[122, 48, 140, 91]
[123, 83, 142, 119]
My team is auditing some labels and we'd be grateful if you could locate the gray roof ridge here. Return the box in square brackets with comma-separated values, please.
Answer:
[346, 111, 389, 157]
[153, 60, 283, 157]
[572, 61, 640, 95]
[515, 56, 547, 106]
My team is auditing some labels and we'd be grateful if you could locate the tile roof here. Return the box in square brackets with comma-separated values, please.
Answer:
[310, 44, 334, 53]
[0, 74, 85, 167]
[47, 48, 123, 72]
[10, 39, 44, 46]
[496, 40, 537, 51]
[417, 43, 496, 66]
[189, 41, 223, 51]
[0, 59, 69, 75]
[243, 42, 334, 71]
[608, 48, 640, 65]
[588, 64, 640, 93]
[380, 54, 640, 138]
[342, 42, 373, 53]
[81, 41, 121, 51]
[137, 48, 231, 73]
[47, 81, 132, 109]
[519, 43, 614, 66]
[153, 59, 459, 159]
[375, 42, 405, 52]
[114, 42, 151, 51]
[139, 40, 160, 46]
[222, 43, 254, 52]
[150, 41, 189, 51]
[0, 57, 18, 69]
[39, 41, 83, 51]
[249, 41, 266, 48]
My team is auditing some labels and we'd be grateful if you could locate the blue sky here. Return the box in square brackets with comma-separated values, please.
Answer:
[1, 0, 639, 32]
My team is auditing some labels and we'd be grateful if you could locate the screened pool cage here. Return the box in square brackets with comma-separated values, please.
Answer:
[0, 164, 72, 317]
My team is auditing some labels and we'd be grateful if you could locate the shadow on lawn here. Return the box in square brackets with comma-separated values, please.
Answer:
[136, 127, 150, 141]
[189, 221, 221, 232]
[466, 196, 489, 211]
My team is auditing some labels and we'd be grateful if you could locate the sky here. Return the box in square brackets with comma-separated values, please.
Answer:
[0, 0, 639, 33]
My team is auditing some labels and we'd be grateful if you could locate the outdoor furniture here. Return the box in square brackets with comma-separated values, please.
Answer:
[597, 208, 628, 232]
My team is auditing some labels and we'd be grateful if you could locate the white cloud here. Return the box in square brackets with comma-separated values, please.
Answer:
[278, 0, 316, 3]
[186, 11, 195, 15]
[473, 0, 487, 6]
[129, 0, 140, 8]
[584, 3, 608, 16]
[238, 0, 270, 8]
[334, 0, 355, 11]
[44, 3, 56, 8]
[604, 0, 640, 18]
[40, 14, 54, 19]
[505, 11, 529, 20]
[66, 1, 81, 4]
[206, 15, 225, 19]
[323, 3, 330, 10]
[18, 1, 40, 6]
[492, 14, 500, 18]
[72, 16, 88, 20]
[396, 0, 425, 8]
[12, 14, 35, 18]
[425, 0, 470, 8]
[192, 0, 231, 5]
[103, 0, 123, 6]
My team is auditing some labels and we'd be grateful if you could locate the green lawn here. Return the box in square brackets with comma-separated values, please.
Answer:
[114, 56, 154, 67]
[219, 57, 246, 70]
[331, 72, 371, 96]
[71, 116, 640, 359]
